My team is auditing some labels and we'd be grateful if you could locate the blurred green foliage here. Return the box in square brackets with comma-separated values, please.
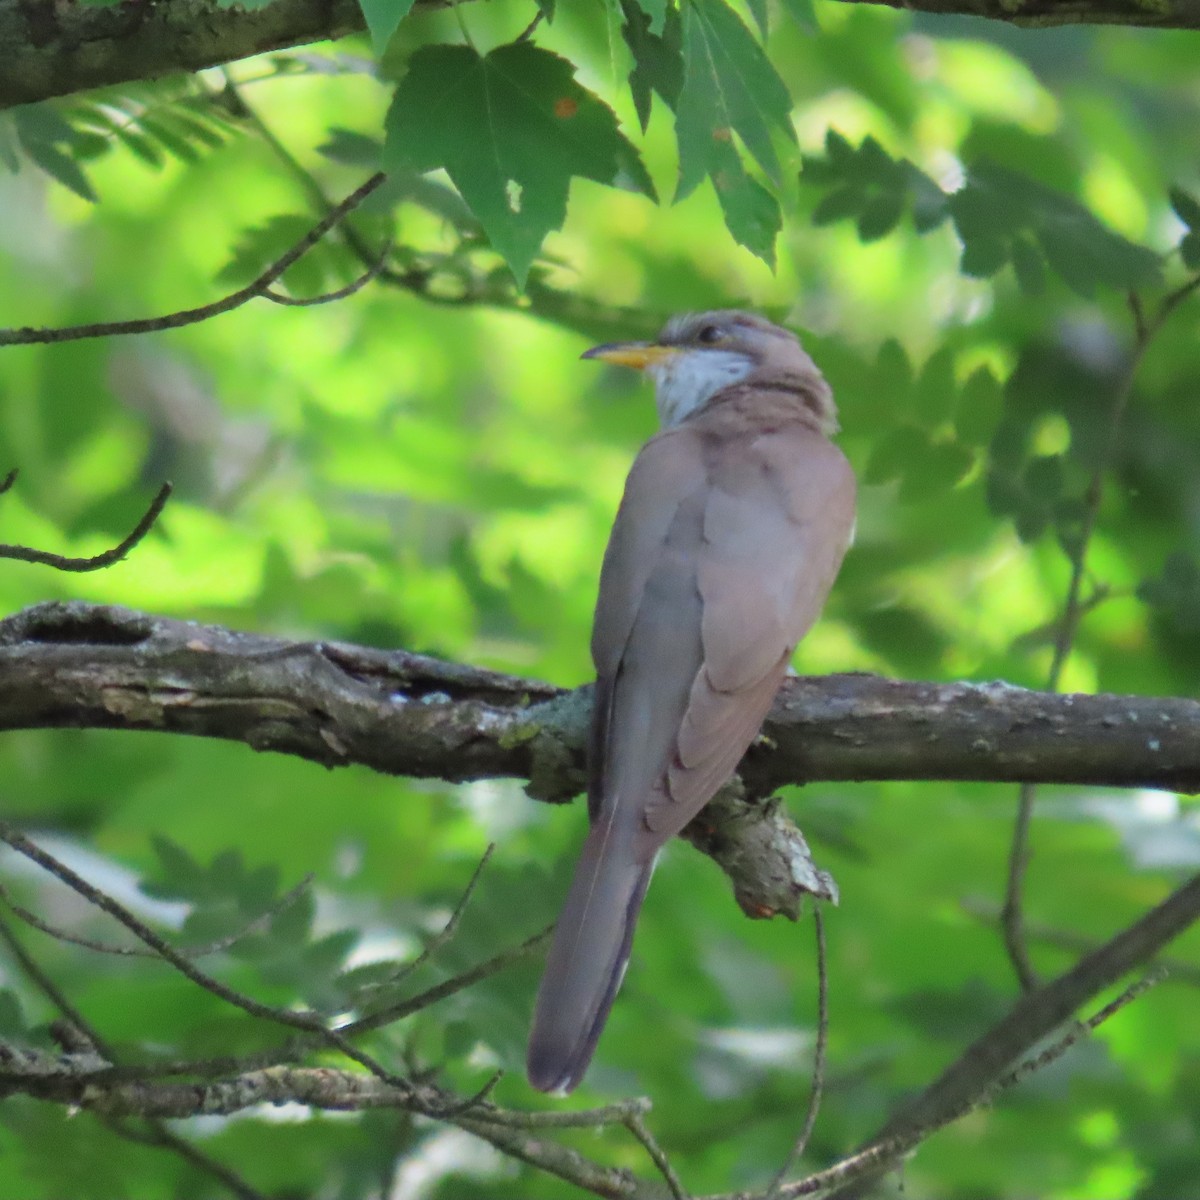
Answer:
[0, 0, 1199, 1197]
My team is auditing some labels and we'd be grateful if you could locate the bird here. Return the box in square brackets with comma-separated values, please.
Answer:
[526, 310, 857, 1095]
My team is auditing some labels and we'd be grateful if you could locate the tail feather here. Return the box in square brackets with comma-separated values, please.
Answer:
[527, 825, 654, 1094]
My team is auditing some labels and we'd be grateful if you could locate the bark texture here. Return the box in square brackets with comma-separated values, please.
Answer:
[1, 600, 1198, 919]
[3, 0, 1200, 111]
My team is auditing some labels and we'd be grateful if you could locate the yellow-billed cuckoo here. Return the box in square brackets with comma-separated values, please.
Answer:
[527, 310, 856, 1094]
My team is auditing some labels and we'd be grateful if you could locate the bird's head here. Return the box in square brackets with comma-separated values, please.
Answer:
[582, 310, 837, 433]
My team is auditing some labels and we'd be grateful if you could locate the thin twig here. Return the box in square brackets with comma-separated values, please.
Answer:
[767, 908, 829, 1197]
[516, 10, 545, 40]
[104, 1118, 268, 1200]
[345, 922, 551, 1036]
[426, 1069, 503, 1118]
[626, 1109, 688, 1200]
[264, 240, 392, 306]
[745, 971, 1165, 1200]
[0, 468, 17, 496]
[0, 175, 386, 346]
[962, 896, 1200, 988]
[1000, 782, 1040, 992]
[0, 823, 412, 1095]
[0, 918, 271, 1200]
[1000, 272, 1200, 993]
[818, 874, 1200, 1200]
[0, 915, 114, 1059]
[357, 844, 496, 1003]
[985, 969, 1165, 1097]
[0, 823, 329, 1032]
[0, 482, 171, 572]
[0, 872, 313, 958]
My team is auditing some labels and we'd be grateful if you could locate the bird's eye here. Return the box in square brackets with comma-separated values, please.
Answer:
[697, 325, 723, 345]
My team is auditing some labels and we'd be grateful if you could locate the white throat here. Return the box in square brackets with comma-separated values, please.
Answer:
[648, 350, 755, 429]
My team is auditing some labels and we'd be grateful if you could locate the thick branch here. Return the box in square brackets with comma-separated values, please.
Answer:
[856, 0, 1200, 28]
[4, 0, 1200, 111]
[3, 601, 1197, 793]
[0, 600, 1196, 920]
[0, 0, 368, 109]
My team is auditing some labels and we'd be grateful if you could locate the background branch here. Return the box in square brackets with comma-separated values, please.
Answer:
[0, 177, 384, 346]
[824, 874, 1200, 1197]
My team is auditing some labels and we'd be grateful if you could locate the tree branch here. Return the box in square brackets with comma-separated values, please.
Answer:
[824, 873, 1200, 1198]
[0, 600, 1198, 922]
[0, 0, 370, 109]
[4, 0, 1200, 111]
[855, 0, 1200, 28]
[0, 177, 385, 346]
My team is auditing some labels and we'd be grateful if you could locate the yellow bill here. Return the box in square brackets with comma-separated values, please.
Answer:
[581, 341, 678, 369]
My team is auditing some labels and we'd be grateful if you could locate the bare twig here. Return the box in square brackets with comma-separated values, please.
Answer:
[0, 822, 415, 1097]
[986, 969, 1165, 1096]
[358, 844, 496, 1002]
[1001, 272, 1200, 992]
[0, 907, 268, 1200]
[263, 240, 392, 306]
[345, 923, 552, 1036]
[0, 872, 313, 959]
[1000, 781, 1041, 992]
[785, 973, 1164, 1200]
[104, 1119, 269, 1200]
[821, 873, 1200, 1199]
[962, 896, 1200, 988]
[0, 915, 113, 1059]
[767, 908, 829, 1197]
[0, 175, 386, 346]
[626, 1108, 688, 1200]
[0, 482, 171, 572]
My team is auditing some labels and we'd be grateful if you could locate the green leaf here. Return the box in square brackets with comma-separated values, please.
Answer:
[22, 141, 96, 200]
[143, 836, 208, 902]
[622, 0, 683, 132]
[0, 117, 19, 172]
[915, 346, 956, 427]
[959, 235, 1008, 278]
[799, 133, 946, 240]
[876, 337, 913, 403]
[137, 116, 201, 163]
[1181, 231, 1200, 270]
[709, 139, 781, 265]
[958, 162, 1160, 296]
[1170, 186, 1200, 230]
[383, 42, 654, 287]
[864, 423, 926, 486]
[317, 127, 383, 168]
[1010, 234, 1046, 295]
[12, 106, 99, 201]
[676, 0, 795, 198]
[811, 185, 860, 226]
[956, 367, 1003, 445]
[898, 439, 974, 502]
[745, 0, 769, 38]
[630, 0, 669, 31]
[357, 0, 416, 55]
[801, 135, 1158, 296]
[856, 190, 904, 241]
[780, 0, 816, 31]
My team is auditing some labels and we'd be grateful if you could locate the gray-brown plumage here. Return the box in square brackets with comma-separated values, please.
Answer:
[527, 311, 856, 1095]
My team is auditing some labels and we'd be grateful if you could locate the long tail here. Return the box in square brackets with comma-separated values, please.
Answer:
[527, 823, 654, 1094]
